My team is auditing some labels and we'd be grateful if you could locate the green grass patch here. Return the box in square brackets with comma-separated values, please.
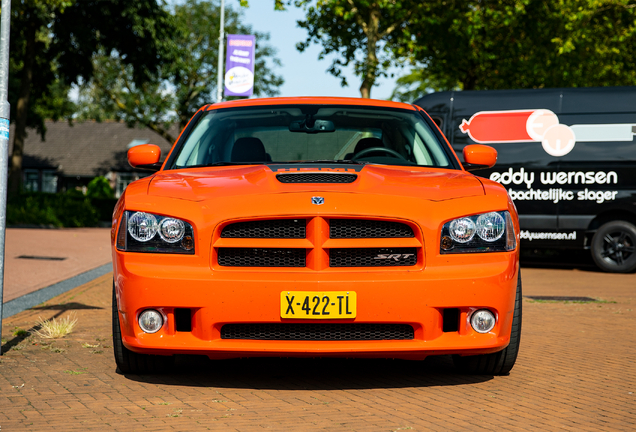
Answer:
[13, 328, 29, 337]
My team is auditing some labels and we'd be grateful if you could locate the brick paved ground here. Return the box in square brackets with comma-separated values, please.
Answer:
[3, 228, 111, 302]
[1, 268, 634, 431]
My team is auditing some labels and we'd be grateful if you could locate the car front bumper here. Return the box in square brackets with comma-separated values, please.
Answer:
[114, 251, 518, 360]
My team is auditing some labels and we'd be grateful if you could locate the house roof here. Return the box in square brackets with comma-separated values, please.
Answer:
[9, 121, 179, 177]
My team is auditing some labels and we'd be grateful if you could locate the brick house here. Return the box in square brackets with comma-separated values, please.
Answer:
[9, 121, 178, 197]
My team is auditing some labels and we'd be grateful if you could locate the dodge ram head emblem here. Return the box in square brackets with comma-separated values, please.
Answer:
[311, 196, 324, 205]
[375, 253, 415, 261]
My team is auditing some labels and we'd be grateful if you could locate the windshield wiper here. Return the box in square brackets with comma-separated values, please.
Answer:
[284, 159, 370, 165]
[177, 160, 370, 169]
[177, 162, 267, 169]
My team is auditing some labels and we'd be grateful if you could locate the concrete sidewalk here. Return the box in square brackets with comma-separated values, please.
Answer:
[2, 228, 111, 316]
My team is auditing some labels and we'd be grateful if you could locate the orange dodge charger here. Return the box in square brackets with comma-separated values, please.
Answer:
[111, 97, 521, 375]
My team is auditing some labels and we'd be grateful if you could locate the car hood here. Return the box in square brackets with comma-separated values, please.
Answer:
[147, 165, 484, 202]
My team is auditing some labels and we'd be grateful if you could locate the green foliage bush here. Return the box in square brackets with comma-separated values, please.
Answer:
[8, 191, 101, 227]
[86, 176, 115, 199]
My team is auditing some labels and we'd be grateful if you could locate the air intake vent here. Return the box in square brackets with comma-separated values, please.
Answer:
[330, 219, 414, 238]
[330, 248, 417, 267]
[221, 219, 306, 238]
[218, 248, 306, 267]
[221, 323, 414, 340]
[276, 173, 357, 183]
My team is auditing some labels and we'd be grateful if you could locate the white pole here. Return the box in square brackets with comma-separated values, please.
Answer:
[216, 0, 225, 102]
[0, 0, 12, 355]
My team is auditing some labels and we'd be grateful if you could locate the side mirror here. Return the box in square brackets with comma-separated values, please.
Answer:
[462, 144, 497, 171]
[127, 144, 162, 171]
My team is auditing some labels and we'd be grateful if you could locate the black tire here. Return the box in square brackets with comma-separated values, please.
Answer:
[591, 220, 636, 273]
[112, 284, 174, 374]
[453, 273, 522, 376]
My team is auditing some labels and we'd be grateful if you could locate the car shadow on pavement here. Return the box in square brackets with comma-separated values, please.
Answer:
[123, 354, 493, 389]
[520, 249, 601, 272]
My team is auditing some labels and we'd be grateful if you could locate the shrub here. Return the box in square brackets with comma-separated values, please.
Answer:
[86, 176, 115, 199]
[7, 191, 100, 227]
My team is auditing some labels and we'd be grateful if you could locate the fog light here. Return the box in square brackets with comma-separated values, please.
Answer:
[470, 309, 496, 333]
[138, 309, 163, 333]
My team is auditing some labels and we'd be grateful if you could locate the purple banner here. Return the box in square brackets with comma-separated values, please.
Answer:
[224, 34, 256, 97]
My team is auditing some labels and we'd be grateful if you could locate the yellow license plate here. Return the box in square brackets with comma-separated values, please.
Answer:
[280, 291, 357, 319]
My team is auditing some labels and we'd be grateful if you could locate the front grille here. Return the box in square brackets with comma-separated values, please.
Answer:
[218, 248, 306, 267]
[330, 219, 414, 238]
[276, 173, 357, 183]
[221, 323, 414, 340]
[221, 219, 306, 238]
[330, 248, 417, 267]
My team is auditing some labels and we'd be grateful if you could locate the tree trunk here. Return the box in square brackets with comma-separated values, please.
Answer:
[359, 6, 380, 99]
[9, 21, 37, 194]
[359, 80, 371, 99]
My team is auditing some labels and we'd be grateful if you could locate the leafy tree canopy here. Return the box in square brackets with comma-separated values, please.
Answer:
[280, 1, 422, 98]
[77, 0, 284, 142]
[8, 0, 174, 137]
[396, 0, 636, 97]
[7, 0, 175, 192]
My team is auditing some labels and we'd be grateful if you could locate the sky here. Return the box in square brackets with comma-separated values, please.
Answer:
[237, 1, 405, 100]
[69, 1, 409, 103]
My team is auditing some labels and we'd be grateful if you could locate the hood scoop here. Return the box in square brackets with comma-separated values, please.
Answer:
[276, 172, 358, 184]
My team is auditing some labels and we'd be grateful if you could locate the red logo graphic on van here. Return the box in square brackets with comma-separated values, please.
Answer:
[460, 109, 636, 157]
[460, 110, 542, 143]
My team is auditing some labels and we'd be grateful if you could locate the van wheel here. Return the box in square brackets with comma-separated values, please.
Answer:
[591, 221, 636, 273]
[112, 284, 173, 374]
[453, 273, 522, 376]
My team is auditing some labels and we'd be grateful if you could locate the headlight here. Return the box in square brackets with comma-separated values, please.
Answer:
[449, 218, 476, 243]
[116, 211, 195, 254]
[128, 212, 158, 242]
[440, 211, 516, 254]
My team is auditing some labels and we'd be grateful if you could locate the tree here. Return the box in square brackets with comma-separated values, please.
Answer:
[396, 0, 636, 95]
[390, 69, 459, 103]
[77, 0, 284, 142]
[288, 1, 422, 98]
[7, 0, 174, 192]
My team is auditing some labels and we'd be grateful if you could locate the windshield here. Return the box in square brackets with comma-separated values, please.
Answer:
[171, 104, 454, 169]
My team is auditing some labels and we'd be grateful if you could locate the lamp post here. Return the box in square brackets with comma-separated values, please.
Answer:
[0, 0, 12, 355]
[216, 0, 225, 103]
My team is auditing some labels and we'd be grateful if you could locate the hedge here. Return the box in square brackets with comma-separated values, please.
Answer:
[7, 192, 118, 227]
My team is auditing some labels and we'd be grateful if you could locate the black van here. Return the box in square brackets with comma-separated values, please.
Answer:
[414, 86, 636, 273]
